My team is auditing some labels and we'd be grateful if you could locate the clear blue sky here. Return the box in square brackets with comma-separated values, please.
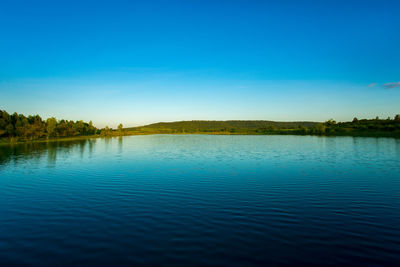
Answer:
[1, 0, 399, 128]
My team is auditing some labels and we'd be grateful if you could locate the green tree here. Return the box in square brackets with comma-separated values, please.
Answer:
[101, 126, 112, 136]
[46, 117, 57, 137]
[325, 119, 336, 126]
[118, 123, 123, 134]
[74, 120, 85, 135]
[315, 124, 326, 135]
[0, 110, 11, 133]
[6, 124, 14, 135]
[88, 120, 96, 135]
[15, 115, 29, 137]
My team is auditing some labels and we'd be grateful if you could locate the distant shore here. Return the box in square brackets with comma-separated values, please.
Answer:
[1, 110, 400, 145]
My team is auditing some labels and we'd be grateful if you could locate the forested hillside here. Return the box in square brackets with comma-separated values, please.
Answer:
[127, 120, 318, 133]
[127, 117, 400, 137]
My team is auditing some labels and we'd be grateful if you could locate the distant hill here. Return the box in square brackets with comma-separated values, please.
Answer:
[126, 120, 319, 134]
[124, 117, 400, 137]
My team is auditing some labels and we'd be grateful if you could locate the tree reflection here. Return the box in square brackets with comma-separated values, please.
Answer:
[0, 139, 95, 170]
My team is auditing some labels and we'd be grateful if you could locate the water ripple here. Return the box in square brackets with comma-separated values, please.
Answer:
[1, 135, 400, 265]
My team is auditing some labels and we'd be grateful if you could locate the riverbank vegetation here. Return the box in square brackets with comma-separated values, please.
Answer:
[0, 110, 125, 144]
[1, 109, 400, 144]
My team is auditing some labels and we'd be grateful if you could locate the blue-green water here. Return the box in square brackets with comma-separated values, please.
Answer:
[1, 135, 400, 265]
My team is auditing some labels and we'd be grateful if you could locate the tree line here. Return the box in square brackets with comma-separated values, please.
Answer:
[312, 115, 400, 136]
[246, 116, 400, 137]
[0, 110, 125, 141]
[2, 109, 400, 141]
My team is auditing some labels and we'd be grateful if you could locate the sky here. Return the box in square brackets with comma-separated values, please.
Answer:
[0, 0, 399, 128]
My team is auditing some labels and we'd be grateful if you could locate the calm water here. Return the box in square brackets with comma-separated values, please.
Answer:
[1, 135, 400, 266]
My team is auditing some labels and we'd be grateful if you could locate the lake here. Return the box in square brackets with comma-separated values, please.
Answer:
[1, 135, 400, 265]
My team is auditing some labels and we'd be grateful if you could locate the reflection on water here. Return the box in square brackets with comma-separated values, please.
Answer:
[2, 135, 398, 170]
[0, 138, 101, 169]
[0, 135, 400, 266]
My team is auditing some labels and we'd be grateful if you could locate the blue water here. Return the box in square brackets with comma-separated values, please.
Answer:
[1, 135, 400, 265]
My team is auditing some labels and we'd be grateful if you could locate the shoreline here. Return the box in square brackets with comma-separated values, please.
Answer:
[1, 131, 399, 146]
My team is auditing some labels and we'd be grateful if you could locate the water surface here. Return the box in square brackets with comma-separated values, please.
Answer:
[1, 135, 400, 265]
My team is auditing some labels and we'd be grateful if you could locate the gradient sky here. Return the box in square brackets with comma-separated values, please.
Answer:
[1, 0, 399, 128]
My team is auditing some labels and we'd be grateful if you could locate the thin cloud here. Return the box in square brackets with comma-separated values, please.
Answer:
[383, 82, 400, 89]
[368, 83, 377, 87]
